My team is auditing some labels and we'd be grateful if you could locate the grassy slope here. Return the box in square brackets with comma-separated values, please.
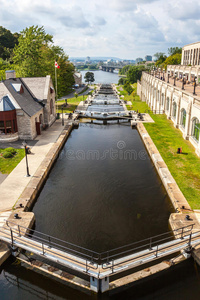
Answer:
[56, 95, 88, 113]
[118, 84, 200, 209]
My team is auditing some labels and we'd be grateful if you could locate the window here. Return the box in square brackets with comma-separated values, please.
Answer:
[192, 118, 200, 142]
[172, 102, 177, 119]
[180, 109, 186, 128]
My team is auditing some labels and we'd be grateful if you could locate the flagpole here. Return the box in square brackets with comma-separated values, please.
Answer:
[55, 63, 58, 113]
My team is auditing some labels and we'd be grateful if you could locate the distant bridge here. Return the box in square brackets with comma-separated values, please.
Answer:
[99, 65, 122, 72]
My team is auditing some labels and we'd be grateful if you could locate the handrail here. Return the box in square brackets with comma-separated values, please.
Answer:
[0, 221, 197, 274]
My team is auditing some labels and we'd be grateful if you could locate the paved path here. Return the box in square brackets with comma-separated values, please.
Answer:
[0, 117, 69, 213]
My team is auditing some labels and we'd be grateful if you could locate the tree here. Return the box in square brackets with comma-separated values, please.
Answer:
[84, 71, 95, 84]
[0, 26, 19, 60]
[126, 65, 147, 83]
[168, 47, 182, 56]
[13, 25, 53, 77]
[164, 53, 182, 69]
[124, 82, 133, 95]
[154, 52, 166, 61]
[12, 25, 75, 97]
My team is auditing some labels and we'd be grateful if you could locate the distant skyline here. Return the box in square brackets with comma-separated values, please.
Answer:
[0, 0, 200, 59]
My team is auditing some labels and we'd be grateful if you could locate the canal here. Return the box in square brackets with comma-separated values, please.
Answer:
[0, 81, 200, 298]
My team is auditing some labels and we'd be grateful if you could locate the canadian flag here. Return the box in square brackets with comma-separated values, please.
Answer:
[55, 61, 60, 69]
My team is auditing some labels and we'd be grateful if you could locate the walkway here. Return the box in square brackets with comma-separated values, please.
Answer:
[156, 75, 200, 99]
[0, 116, 70, 213]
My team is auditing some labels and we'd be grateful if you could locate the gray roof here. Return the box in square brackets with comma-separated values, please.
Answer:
[3, 78, 43, 117]
[22, 77, 48, 101]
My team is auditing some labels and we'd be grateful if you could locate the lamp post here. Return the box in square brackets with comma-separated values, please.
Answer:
[163, 69, 165, 81]
[174, 72, 177, 86]
[182, 73, 185, 90]
[193, 76, 197, 95]
[62, 105, 64, 126]
[158, 68, 161, 79]
[167, 71, 170, 83]
[22, 141, 30, 177]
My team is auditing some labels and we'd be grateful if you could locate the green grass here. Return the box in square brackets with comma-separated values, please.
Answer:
[56, 95, 88, 113]
[0, 148, 25, 174]
[144, 115, 200, 209]
[122, 85, 200, 209]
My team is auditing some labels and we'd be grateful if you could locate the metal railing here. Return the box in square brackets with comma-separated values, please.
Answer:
[0, 221, 198, 276]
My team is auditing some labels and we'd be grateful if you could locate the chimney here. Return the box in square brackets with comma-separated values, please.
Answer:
[5, 70, 16, 80]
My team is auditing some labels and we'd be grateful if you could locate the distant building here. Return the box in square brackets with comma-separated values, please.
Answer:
[181, 42, 200, 66]
[145, 55, 152, 62]
[136, 58, 143, 64]
[85, 56, 91, 64]
[73, 72, 82, 87]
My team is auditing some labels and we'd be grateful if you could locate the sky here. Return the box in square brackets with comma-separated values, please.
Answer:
[1, 0, 200, 60]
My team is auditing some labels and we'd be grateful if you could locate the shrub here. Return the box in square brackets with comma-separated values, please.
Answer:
[2, 151, 14, 158]
[6, 147, 17, 154]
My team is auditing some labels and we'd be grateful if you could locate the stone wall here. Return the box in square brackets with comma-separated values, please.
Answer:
[138, 72, 200, 156]
[43, 76, 56, 126]
[17, 108, 43, 140]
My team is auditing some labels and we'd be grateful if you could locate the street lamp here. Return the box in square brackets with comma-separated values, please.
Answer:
[22, 141, 30, 177]
[163, 69, 165, 81]
[62, 104, 64, 126]
[193, 76, 197, 95]
[174, 72, 177, 86]
[158, 68, 161, 79]
[167, 71, 170, 83]
[182, 73, 185, 90]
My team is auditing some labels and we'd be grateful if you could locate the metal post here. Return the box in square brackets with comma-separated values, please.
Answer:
[107, 251, 109, 264]
[62, 105, 64, 126]
[10, 229, 14, 247]
[25, 146, 30, 177]
[111, 259, 114, 273]
[48, 236, 51, 248]
[182, 76, 185, 90]
[155, 244, 159, 257]
[167, 73, 170, 83]
[174, 75, 176, 86]
[149, 237, 152, 250]
[18, 225, 21, 237]
[42, 243, 45, 255]
[193, 77, 196, 95]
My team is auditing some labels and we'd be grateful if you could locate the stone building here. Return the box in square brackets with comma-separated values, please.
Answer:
[73, 72, 82, 87]
[0, 70, 56, 142]
[137, 71, 200, 156]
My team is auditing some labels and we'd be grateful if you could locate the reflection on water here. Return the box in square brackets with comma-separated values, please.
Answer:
[1, 257, 200, 299]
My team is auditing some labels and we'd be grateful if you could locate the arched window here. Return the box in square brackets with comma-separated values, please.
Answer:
[172, 102, 177, 118]
[180, 109, 186, 128]
[166, 97, 170, 111]
[161, 93, 164, 106]
[192, 118, 200, 142]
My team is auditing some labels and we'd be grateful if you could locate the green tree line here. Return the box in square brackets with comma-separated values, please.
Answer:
[0, 25, 75, 97]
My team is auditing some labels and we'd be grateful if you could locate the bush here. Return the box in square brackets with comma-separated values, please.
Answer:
[2, 151, 14, 158]
[6, 147, 17, 155]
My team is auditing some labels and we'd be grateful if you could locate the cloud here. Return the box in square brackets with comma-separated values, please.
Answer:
[166, 1, 200, 20]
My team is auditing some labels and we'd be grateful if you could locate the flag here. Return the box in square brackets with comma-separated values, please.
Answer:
[55, 61, 60, 69]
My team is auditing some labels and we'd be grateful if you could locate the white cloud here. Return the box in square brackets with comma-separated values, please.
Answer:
[0, 0, 200, 59]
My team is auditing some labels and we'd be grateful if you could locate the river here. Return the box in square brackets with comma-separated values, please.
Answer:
[80, 70, 119, 84]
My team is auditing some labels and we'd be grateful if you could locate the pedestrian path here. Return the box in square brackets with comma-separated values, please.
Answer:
[0, 117, 69, 213]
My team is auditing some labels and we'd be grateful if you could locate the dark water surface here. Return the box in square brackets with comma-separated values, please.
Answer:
[32, 123, 172, 252]
[1, 123, 200, 299]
